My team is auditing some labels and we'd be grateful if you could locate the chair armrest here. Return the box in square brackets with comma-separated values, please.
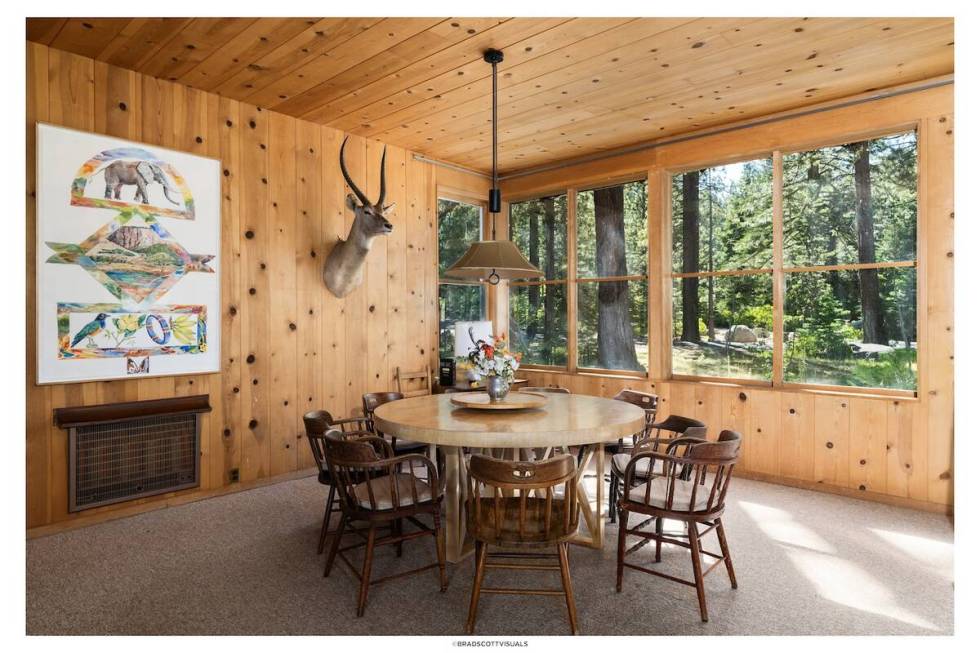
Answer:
[332, 415, 372, 432]
[633, 435, 706, 455]
[354, 453, 444, 502]
[622, 450, 697, 488]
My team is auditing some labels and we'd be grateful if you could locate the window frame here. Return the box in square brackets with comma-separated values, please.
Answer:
[436, 192, 490, 359]
[509, 176, 651, 377]
[665, 126, 921, 397]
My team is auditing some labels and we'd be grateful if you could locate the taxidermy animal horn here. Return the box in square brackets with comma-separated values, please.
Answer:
[322, 138, 394, 298]
[376, 146, 387, 207]
[339, 136, 371, 207]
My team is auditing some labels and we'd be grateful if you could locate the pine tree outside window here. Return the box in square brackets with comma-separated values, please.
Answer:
[669, 131, 918, 392]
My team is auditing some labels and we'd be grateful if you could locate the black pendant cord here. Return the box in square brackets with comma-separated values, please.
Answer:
[484, 48, 504, 285]
[491, 56, 498, 234]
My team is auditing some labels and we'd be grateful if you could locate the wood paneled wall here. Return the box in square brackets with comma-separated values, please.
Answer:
[504, 83, 954, 513]
[26, 43, 487, 530]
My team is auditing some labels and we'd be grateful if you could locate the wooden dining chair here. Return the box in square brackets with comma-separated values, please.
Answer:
[608, 414, 707, 524]
[362, 391, 430, 458]
[303, 410, 351, 555]
[611, 388, 660, 443]
[518, 386, 571, 394]
[316, 409, 373, 435]
[323, 430, 447, 617]
[396, 365, 432, 398]
[616, 430, 742, 622]
[465, 453, 580, 635]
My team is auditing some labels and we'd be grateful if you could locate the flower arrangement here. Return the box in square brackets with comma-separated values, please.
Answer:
[467, 332, 522, 382]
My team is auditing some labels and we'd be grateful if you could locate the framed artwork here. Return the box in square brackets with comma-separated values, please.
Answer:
[36, 123, 221, 384]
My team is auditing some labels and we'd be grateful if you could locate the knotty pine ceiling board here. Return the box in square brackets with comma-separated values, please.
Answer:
[27, 16, 953, 175]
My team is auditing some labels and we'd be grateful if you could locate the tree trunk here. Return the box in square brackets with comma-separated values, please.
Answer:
[543, 198, 557, 349]
[706, 174, 715, 341]
[681, 171, 701, 342]
[594, 186, 640, 370]
[527, 207, 540, 339]
[850, 142, 888, 344]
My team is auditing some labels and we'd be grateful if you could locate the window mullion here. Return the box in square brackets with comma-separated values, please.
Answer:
[566, 187, 578, 374]
[772, 150, 785, 387]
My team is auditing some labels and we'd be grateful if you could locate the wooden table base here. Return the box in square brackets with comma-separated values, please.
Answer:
[441, 444, 606, 563]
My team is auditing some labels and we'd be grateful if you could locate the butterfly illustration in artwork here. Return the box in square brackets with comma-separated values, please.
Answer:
[126, 357, 149, 375]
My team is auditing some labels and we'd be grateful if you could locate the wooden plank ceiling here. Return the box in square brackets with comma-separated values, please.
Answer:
[28, 17, 954, 174]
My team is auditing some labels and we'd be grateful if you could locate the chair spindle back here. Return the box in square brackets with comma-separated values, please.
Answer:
[467, 454, 578, 544]
[625, 430, 742, 515]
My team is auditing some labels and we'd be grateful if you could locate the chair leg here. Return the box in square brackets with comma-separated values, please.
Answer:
[655, 517, 663, 562]
[324, 514, 347, 577]
[356, 526, 377, 617]
[687, 521, 708, 622]
[433, 511, 448, 592]
[465, 541, 488, 634]
[318, 485, 336, 555]
[608, 475, 618, 524]
[716, 518, 737, 589]
[557, 542, 578, 635]
[616, 510, 628, 593]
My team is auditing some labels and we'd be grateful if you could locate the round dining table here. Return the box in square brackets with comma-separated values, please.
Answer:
[373, 392, 646, 563]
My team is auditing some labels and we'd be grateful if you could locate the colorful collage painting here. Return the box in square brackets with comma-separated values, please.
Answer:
[36, 124, 221, 384]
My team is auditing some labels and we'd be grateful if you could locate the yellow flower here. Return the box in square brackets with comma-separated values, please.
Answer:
[113, 314, 142, 335]
[171, 315, 196, 344]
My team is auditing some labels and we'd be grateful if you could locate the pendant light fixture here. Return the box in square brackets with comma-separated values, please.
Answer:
[443, 49, 543, 285]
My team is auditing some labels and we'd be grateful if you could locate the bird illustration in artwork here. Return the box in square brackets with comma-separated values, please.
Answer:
[70, 313, 109, 348]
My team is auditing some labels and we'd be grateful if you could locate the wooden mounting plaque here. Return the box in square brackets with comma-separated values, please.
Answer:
[450, 391, 547, 411]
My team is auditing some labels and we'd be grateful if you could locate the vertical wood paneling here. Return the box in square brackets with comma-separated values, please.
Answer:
[239, 103, 271, 481]
[746, 390, 779, 476]
[295, 120, 323, 469]
[386, 146, 409, 388]
[848, 398, 888, 493]
[813, 395, 850, 486]
[778, 393, 814, 481]
[405, 155, 429, 375]
[268, 112, 299, 475]
[215, 97, 243, 487]
[923, 114, 954, 505]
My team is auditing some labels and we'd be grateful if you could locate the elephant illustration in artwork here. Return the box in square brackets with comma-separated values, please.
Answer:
[99, 160, 181, 206]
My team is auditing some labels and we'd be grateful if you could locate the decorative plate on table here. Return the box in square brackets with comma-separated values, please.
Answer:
[450, 391, 547, 411]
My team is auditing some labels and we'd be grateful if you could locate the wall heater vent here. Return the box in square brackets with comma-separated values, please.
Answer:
[54, 395, 211, 512]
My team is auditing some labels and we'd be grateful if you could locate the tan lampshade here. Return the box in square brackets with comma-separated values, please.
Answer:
[443, 240, 544, 281]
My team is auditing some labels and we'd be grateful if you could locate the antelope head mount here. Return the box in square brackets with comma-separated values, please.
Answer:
[322, 136, 394, 297]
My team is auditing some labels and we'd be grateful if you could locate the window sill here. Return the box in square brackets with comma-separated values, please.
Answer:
[521, 367, 919, 401]
[520, 366, 649, 381]
[668, 376, 918, 402]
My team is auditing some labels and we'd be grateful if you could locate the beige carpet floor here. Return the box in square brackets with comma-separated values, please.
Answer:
[27, 473, 953, 635]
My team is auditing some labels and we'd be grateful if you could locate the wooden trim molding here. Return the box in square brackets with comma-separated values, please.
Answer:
[53, 395, 211, 429]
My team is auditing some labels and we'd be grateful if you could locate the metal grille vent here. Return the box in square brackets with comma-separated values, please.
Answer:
[56, 395, 209, 513]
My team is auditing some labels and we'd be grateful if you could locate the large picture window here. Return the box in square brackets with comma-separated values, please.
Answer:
[438, 197, 486, 359]
[509, 181, 649, 373]
[508, 194, 569, 367]
[576, 182, 648, 372]
[669, 131, 918, 391]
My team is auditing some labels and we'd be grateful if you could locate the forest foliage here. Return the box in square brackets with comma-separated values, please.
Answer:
[670, 131, 917, 389]
[440, 131, 917, 391]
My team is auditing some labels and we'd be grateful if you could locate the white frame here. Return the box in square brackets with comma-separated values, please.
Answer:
[35, 123, 222, 384]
